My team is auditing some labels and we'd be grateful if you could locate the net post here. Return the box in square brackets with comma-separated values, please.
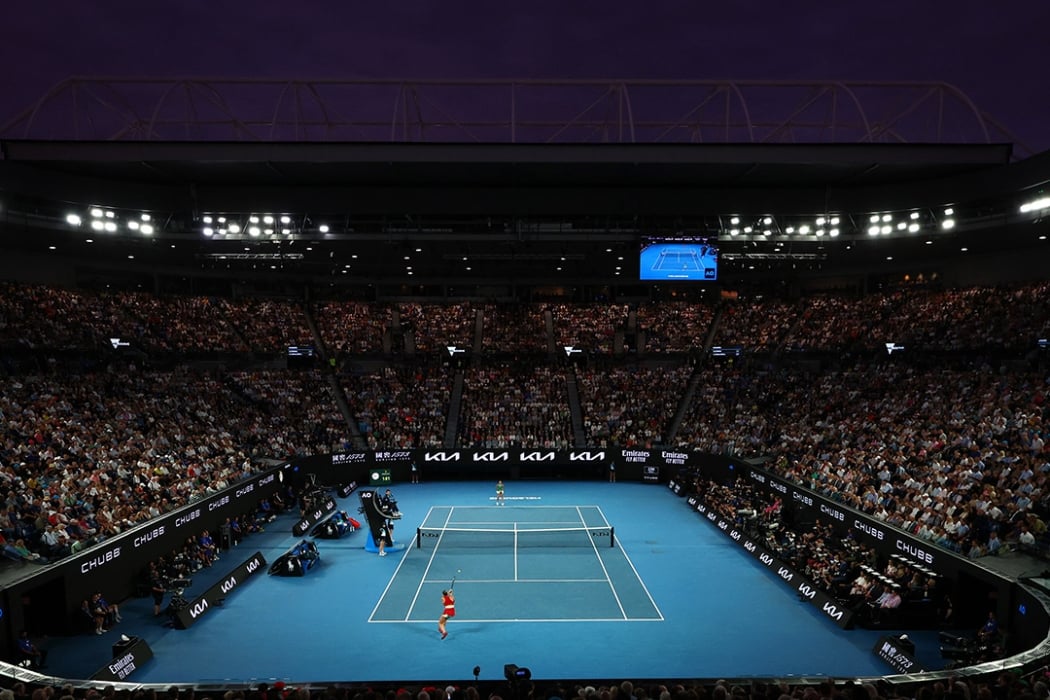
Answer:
[416, 527, 422, 548]
[610, 526, 615, 548]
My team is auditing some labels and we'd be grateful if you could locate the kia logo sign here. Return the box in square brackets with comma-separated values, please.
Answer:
[425, 452, 461, 462]
[520, 451, 556, 462]
[569, 451, 606, 461]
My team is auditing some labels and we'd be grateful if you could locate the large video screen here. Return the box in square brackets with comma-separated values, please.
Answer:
[639, 236, 718, 281]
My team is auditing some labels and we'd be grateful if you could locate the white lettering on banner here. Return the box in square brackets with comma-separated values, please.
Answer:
[109, 653, 136, 679]
[520, 451, 556, 462]
[424, 452, 461, 462]
[820, 504, 845, 522]
[717, 519, 728, 531]
[797, 584, 816, 599]
[189, 599, 209, 619]
[687, 496, 698, 507]
[749, 471, 766, 484]
[175, 509, 201, 528]
[375, 451, 411, 461]
[622, 450, 648, 463]
[770, 481, 787, 494]
[133, 526, 165, 548]
[570, 451, 606, 462]
[759, 553, 774, 566]
[823, 603, 845, 621]
[208, 496, 230, 511]
[332, 452, 367, 464]
[729, 529, 741, 541]
[235, 484, 254, 498]
[896, 539, 935, 564]
[854, 520, 885, 540]
[360, 491, 374, 500]
[246, 558, 261, 574]
[792, 491, 813, 506]
[706, 511, 717, 522]
[743, 540, 756, 553]
[777, 567, 794, 582]
[258, 474, 276, 486]
[661, 451, 688, 465]
[80, 546, 122, 574]
[220, 576, 237, 594]
[474, 452, 510, 462]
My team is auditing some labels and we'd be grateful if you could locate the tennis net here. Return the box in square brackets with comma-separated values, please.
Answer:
[416, 525, 615, 549]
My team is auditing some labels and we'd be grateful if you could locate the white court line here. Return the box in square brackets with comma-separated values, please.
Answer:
[421, 577, 610, 584]
[370, 617, 664, 624]
[579, 505, 627, 620]
[596, 505, 665, 621]
[367, 527, 418, 623]
[404, 505, 455, 621]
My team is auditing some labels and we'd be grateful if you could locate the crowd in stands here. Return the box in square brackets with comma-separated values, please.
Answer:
[696, 476, 945, 629]
[0, 366, 344, 564]
[399, 302, 477, 352]
[0, 279, 1048, 569]
[458, 363, 572, 449]
[481, 305, 548, 354]
[577, 364, 692, 447]
[676, 359, 1050, 559]
[8, 670, 1050, 700]
[344, 365, 450, 448]
[637, 301, 716, 353]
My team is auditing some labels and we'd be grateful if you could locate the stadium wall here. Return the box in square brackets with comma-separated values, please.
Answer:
[0, 466, 288, 657]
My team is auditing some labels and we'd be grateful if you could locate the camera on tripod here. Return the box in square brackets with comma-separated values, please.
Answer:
[165, 576, 193, 590]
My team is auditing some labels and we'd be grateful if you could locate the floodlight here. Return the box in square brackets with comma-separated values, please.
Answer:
[785, 226, 795, 234]
[141, 224, 154, 235]
[830, 216, 840, 225]
[942, 219, 955, 230]
[90, 208, 104, 218]
[815, 229, 825, 237]
[141, 213, 151, 222]
[319, 224, 330, 233]
[881, 214, 892, 222]
[249, 215, 260, 224]
[880, 225, 892, 234]
[799, 225, 810, 234]
[815, 217, 825, 226]
[869, 214, 880, 223]
[105, 210, 115, 219]
[897, 222, 906, 230]
[908, 223, 920, 233]
[743, 226, 753, 233]
[829, 228, 840, 237]
[263, 215, 274, 224]
[868, 226, 879, 236]
[280, 215, 291, 224]
[729, 229, 739, 236]
[910, 211, 920, 220]
[128, 220, 140, 230]
[944, 207, 954, 216]
[762, 216, 772, 225]
[202, 215, 213, 224]
[91, 220, 104, 231]
[66, 214, 82, 226]
[729, 216, 740, 225]
[249, 226, 261, 236]
[104, 221, 117, 232]
[282, 228, 291, 235]
[228, 223, 241, 233]
[203, 228, 214, 236]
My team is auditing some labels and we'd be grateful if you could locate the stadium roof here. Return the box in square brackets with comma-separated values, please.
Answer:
[0, 139, 1047, 289]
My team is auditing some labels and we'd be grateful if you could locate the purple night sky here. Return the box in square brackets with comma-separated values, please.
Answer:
[2, 0, 1048, 151]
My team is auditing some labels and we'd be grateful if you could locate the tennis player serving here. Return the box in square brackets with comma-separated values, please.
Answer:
[438, 588, 456, 639]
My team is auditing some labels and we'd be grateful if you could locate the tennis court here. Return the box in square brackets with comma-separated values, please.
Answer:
[369, 505, 663, 623]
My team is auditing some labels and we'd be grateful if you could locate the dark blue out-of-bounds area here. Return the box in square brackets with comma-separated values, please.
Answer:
[43, 482, 945, 684]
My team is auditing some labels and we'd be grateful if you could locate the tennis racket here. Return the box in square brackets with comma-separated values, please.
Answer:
[449, 568, 461, 590]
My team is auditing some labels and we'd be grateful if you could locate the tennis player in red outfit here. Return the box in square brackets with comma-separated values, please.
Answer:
[438, 589, 455, 639]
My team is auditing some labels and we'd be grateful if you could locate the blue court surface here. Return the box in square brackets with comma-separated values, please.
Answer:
[44, 482, 945, 685]
[371, 505, 662, 623]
